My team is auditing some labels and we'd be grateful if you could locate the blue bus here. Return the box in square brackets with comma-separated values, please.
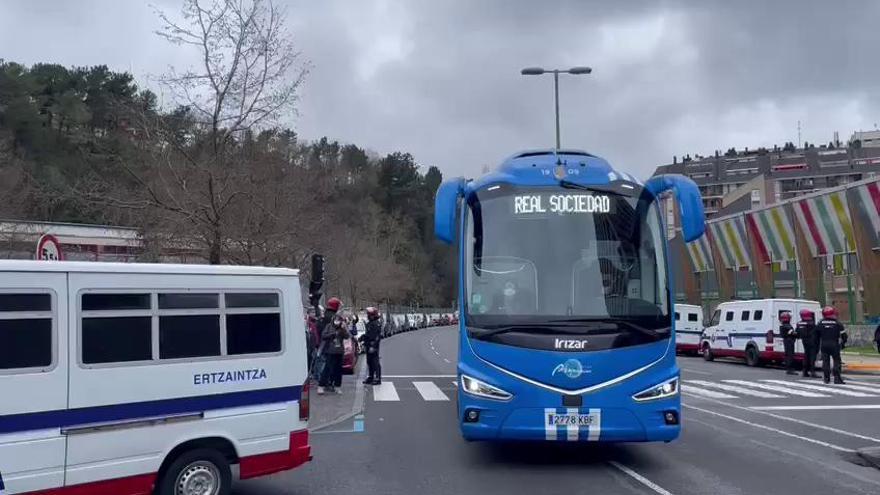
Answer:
[434, 149, 705, 442]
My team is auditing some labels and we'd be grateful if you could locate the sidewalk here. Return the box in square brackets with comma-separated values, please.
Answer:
[842, 350, 880, 375]
[308, 358, 367, 431]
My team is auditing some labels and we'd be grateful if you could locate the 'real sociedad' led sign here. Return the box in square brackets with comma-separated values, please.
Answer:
[513, 193, 612, 215]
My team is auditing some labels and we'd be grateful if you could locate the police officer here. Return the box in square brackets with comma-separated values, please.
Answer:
[796, 309, 819, 378]
[779, 311, 797, 375]
[361, 307, 383, 385]
[817, 306, 847, 384]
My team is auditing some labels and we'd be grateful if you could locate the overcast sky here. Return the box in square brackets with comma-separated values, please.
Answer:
[3, 0, 880, 179]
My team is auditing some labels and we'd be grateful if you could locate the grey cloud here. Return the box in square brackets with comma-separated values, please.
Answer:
[2, 0, 880, 179]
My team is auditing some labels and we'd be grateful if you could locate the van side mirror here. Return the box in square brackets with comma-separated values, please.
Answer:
[644, 174, 705, 242]
[434, 178, 465, 244]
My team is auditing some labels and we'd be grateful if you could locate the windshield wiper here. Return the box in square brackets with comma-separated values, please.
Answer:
[548, 318, 667, 338]
[470, 322, 618, 339]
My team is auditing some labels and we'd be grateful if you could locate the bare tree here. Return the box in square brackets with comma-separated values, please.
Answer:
[83, 0, 309, 264]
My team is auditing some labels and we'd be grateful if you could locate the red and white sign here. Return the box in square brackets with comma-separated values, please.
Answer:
[36, 234, 64, 261]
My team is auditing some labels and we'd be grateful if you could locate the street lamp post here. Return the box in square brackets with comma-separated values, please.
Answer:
[521, 66, 592, 150]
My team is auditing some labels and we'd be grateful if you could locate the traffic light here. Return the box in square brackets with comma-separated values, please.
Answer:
[308, 254, 325, 307]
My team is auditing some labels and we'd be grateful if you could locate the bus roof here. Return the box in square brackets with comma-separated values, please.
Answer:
[467, 149, 643, 192]
[0, 260, 298, 277]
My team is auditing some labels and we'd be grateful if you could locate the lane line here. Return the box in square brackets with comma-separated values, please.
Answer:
[681, 385, 737, 399]
[683, 404, 853, 452]
[688, 380, 782, 398]
[372, 381, 400, 401]
[680, 367, 713, 376]
[608, 461, 675, 495]
[383, 374, 456, 378]
[723, 379, 828, 397]
[762, 379, 878, 397]
[748, 438, 880, 490]
[834, 383, 880, 393]
[683, 396, 880, 443]
[413, 381, 450, 401]
[443, 358, 451, 363]
[751, 404, 880, 411]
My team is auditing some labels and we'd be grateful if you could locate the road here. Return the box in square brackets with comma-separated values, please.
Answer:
[236, 327, 880, 495]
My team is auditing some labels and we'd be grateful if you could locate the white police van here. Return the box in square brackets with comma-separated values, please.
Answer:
[0, 261, 311, 495]
[700, 298, 821, 367]
[674, 304, 703, 355]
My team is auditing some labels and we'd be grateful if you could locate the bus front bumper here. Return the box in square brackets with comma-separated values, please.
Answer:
[458, 394, 680, 443]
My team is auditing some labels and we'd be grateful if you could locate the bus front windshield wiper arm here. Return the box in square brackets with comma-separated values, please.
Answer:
[469, 323, 607, 339]
[548, 318, 664, 338]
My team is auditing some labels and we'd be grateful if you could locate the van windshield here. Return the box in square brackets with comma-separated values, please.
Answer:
[710, 310, 721, 326]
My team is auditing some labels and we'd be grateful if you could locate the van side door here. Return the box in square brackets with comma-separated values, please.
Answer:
[0, 271, 68, 493]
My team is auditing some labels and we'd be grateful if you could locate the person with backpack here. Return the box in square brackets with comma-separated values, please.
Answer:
[817, 306, 847, 384]
[796, 309, 819, 378]
[779, 311, 797, 375]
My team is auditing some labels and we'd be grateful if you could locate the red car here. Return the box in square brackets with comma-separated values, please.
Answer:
[342, 336, 358, 374]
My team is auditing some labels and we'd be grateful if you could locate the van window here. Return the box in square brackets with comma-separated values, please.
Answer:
[82, 293, 150, 311]
[741, 310, 750, 321]
[0, 293, 53, 370]
[227, 313, 282, 355]
[159, 315, 221, 359]
[82, 316, 152, 364]
[753, 310, 763, 321]
[674, 312, 680, 321]
[725, 311, 734, 321]
[80, 290, 282, 366]
[688, 313, 699, 322]
[710, 310, 721, 326]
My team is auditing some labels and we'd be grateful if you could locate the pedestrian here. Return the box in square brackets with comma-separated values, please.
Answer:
[817, 306, 847, 384]
[779, 311, 797, 375]
[874, 324, 880, 354]
[318, 313, 349, 395]
[796, 309, 819, 378]
[362, 307, 383, 385]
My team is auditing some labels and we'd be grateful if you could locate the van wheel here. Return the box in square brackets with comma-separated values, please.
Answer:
[702, 344, 714, 361]
[745, 346, 761, 367]
[158, 448, 232, 495]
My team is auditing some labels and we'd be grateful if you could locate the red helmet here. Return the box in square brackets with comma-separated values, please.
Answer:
[366, 307, 381, 320]
[779, 311, 792, 323]
[799, 309, 814, 321]
[821, 306, 837, 319]
[326, 297, 342, 312]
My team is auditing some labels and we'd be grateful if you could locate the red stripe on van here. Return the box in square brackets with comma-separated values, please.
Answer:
[240, 430, 312, 480]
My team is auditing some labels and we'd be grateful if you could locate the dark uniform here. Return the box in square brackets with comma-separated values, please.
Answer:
[817, 318, 847, 384]
[780, 320, 797, 375]
[796, 319, 819, 377]
[362, 317, 382, 385]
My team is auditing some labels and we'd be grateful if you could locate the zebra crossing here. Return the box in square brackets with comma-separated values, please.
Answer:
[367, 376, 880, 403]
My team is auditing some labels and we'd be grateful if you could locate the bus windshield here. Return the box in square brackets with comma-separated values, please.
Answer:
[465, 184, 669, 334]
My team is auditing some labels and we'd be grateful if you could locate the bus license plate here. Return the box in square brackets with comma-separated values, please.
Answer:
[547, 411, 598, 427]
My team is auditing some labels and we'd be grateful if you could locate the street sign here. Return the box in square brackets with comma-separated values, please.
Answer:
[36, 234, 64, 261]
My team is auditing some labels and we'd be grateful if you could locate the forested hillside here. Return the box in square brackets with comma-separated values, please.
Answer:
[0, 58, 455, 307]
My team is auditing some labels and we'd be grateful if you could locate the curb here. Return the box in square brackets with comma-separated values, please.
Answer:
[843, 364, 880, 375]
[857, 447, 880, 470]
[309, 359, 368, 432]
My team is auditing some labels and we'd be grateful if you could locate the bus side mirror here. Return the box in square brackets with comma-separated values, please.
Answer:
[644, 174, 706, 242]
[434, 178, 465, 244]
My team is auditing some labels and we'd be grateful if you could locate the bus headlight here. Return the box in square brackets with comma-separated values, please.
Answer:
[461, 375, 512, 401]
[632, 377, 679, 402]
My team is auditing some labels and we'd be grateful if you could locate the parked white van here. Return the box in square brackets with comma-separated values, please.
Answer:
[0, 261, 311, 495]
[674, 304, 703, 355]
[700, 298, 821, 367]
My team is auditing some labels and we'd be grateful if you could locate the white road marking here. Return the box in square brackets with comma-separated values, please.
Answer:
[751, 404, 880, 411]
[681, 385, 737, 399]
[723, 380, 828, 397]
[372, 381, 400, 401]
[452, 381, 458, 387]
[413, 381, 450, 401]
[835, 383, 880, 393]
[684, 396, 880, 443]
[382, 374, 457, 378]
[683, 404, 853, 452]
[608, 461, 675, 495]
[762, 379, 878, 397]
[443, 358, 451, 363]
[688, 380, 783, 398]
[680, 367, 713, 376]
